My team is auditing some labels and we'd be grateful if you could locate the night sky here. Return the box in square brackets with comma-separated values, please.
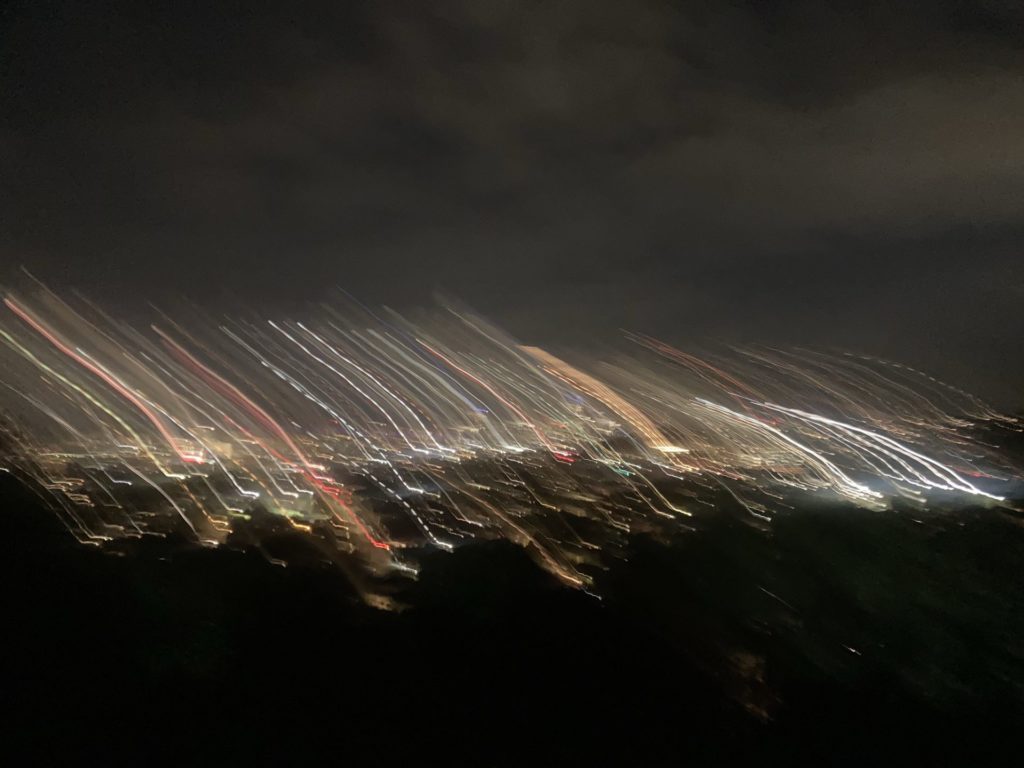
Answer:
[3, 1, 1022, 403]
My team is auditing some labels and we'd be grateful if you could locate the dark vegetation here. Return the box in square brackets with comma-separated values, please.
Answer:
[3, 475, 1022, 765]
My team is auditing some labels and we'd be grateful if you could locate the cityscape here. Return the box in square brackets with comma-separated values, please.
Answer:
[2, 287, 1018, 608]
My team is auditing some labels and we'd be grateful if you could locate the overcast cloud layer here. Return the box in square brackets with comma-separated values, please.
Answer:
[2, 1, 1023, 403]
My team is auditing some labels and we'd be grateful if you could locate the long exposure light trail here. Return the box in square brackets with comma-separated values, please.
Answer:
[0, 288, 1018, 605]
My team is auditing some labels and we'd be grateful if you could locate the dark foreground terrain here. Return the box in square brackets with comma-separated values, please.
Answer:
[3, 476, 1022, 765]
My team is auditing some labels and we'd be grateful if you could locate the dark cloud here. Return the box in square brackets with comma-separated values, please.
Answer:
[2, 0, 1023, 403]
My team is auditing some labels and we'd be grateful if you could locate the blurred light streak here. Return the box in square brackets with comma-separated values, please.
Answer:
[0, 288, 1019, 606]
